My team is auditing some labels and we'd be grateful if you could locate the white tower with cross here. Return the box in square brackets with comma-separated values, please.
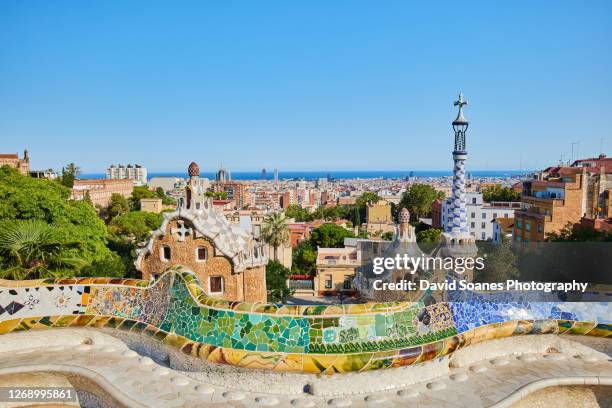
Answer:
[445, 93, 470, 237]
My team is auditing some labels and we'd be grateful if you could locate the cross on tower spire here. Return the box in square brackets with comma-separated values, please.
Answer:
[453, 93, 468, 123]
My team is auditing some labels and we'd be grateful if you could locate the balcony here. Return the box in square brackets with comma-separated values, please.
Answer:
[316, 257, 361, 266]
[521, 194, 563, 206]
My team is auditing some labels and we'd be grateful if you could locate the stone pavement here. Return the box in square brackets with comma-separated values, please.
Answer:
[0, 329, 610, 408]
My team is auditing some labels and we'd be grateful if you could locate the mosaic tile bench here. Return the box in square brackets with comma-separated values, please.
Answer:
[0, 270, 610, 374]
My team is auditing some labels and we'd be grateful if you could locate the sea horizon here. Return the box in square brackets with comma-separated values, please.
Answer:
[80, 169, 532, 181]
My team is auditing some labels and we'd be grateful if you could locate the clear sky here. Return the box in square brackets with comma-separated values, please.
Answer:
[1, 1, 611, 173]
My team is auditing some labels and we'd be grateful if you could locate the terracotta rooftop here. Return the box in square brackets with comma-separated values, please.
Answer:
[0, 154, 19, 159]
[493, 217, 515, 231]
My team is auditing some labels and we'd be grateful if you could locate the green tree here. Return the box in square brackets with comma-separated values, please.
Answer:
[60, 162, 80, 188]
[100, 193, 130, 223]
[309, 223, 354, 248]
[291, 241, 317, 276]
[352, 206, 361, 227]
[266, 260, 294, 302]
[80, 253, 126, 278]
[205, 191, 228, 200]
[475, 238, 519, 283]
[129, 185, 156, 210]
[155, 187, 176, 206]
[416, 228, 442, 244]
[0, 219, 86, 280]
[109, 211, 163, 243]
[0, 166, 113, 266]
[400, 184, 444, 221]
[261, 212, 291, 261]
[482, 186, 520, 202]
[546, 222, 612, 242]
[82, 191, 93, 205]
[285, 205, 311, 222]
[381, 231, 394, 241]
[355, 192, 381, 208]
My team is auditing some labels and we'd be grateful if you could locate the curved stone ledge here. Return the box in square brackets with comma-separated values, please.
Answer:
[1, 270, 610, 374]
[0, 329, 610, 407]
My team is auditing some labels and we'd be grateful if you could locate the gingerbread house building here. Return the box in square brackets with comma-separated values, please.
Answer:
[135, 162, 268, 303]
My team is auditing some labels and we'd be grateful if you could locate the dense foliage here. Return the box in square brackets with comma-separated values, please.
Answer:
[309, 223, 355, 249]
[265, 260, 294, 302]
[482, 185, 520, 203]
[399, 183, 444, 221]
[109, 211, 163, 243]
[60, 162, 80, 188]
[0, 219, 86, 279]
[0, 166, 119, 278]
[416, 228, 442, 244]
[129, 185, 157, 210]
[291, 241, 317, 276]
[546, 223, 612, 242]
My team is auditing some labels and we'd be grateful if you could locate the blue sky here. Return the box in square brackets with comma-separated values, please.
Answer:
[1, 1, 611, 172]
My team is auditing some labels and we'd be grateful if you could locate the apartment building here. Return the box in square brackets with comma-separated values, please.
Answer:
[107, 164, 147, 186]
[71, 179, 134, 207]
[314, 247, 360, 297]
[515, 160, 612, 242]
[441, 192, 519, 240]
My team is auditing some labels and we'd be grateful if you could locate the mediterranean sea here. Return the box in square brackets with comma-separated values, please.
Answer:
[80, 170, 529, 181]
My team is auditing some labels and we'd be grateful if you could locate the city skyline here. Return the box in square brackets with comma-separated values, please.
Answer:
[1, 1, 611, 172]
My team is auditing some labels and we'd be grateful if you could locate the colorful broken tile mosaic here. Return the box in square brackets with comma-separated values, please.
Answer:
[0, 271, 610, 374]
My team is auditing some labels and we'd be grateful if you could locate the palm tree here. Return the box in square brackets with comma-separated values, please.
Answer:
[261, 212, 290, 262]
[66, 162, 81, 178]
[0, 220, 85, 280]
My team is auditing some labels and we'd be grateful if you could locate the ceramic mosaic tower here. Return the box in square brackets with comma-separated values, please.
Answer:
[445, 93, 470, 237]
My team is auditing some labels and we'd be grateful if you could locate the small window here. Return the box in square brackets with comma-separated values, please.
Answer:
[162, 246, 171, 261]
[525, 223, 531, 232]
[343, 275, 352, 290]
[471, 222, 475, 228]
[209, 276, 224, 294]
[472, 198, 477, 204]
[537, 224, 543, 233]
[481, 232, 486, 240]
[481, 222, 486, 228]
[325, 275, 332, 289]
[196, 247, 208, 261]
[482, 213, 486, 219]
[471, 212, 475, 218]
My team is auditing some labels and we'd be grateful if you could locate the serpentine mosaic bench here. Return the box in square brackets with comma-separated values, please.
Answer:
[0, 270, 610, 374]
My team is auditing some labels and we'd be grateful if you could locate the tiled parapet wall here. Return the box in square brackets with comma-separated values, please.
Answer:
[0, 271, 610, 374]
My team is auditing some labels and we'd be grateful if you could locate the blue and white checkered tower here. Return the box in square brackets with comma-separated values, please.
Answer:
[446, 93, 470, 236]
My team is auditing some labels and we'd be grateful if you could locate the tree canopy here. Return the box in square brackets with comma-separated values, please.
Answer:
[109, 211, 163, 243]
[309, 223, 355, 248]
[129, 185, 157, 210]
[400, 184, 444, 221]
[0, 166, 113, 265]
[0, 219, 86, 280]
[265, 260, 294, 302]
[291, 241, 317, 276]
[482, 185, 520, 203]
[416, 228, 442, 244]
